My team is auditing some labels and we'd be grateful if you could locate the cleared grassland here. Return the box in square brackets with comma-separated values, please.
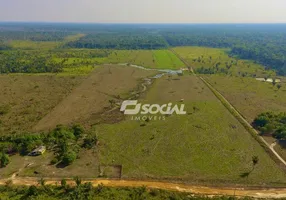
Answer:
[9, 34, 85, 50]
[54, 49, 185, 69]
[0, 150, 100, 179]
[33, 65, 158, 131]
[173, 46, 275, 77]
[95, 75, 286, 185]
[0, 74, 84, 134]
[204, 75, 286, 123]
[106, 50, 185, 69]
[9, 40, 60, 50]
[204, 75, 286, 163]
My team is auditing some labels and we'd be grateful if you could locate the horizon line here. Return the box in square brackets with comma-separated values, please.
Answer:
[0, 21, 286, 25]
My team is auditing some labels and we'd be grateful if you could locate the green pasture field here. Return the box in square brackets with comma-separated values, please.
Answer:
[95, 75, 286, 185]
[204, 75, 286, 122]
[173, 46, 275, 77]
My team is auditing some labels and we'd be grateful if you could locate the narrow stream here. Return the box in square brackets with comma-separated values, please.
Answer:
[106, 63, 183, 79]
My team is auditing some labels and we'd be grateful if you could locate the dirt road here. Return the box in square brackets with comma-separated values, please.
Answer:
[0, 177, 286, 199]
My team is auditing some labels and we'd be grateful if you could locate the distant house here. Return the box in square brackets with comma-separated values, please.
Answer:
[29, 146, 46, 156]
[255, 78, 281, 83]
[275, 79, 281, 83]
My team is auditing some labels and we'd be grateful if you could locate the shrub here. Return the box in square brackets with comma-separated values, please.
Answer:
[61, 150, 77, 165]
[0, 153, 10, 168]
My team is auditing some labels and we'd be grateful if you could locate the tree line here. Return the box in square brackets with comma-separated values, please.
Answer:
[0, 51, 64, 73]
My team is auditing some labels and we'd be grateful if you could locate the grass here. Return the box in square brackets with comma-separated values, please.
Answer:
[61, 65, 97, 75]
[95, 75, 286, 185]
[9, 34, 85, 50]
[203, 75, 286, 166]
[9, 40, 60, 50]
[106, 50, 184, 69]
[173, 46, 275, 77]
[203, 75, 286, 122]
[0, 74, 84, 134]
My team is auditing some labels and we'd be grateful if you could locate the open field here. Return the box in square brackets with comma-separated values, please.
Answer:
[203, 75, 286, 123]
[0, 150, 100, 179]
[34, 65, 158, 131]
[95, 74, 286, 185]
[9, 34, 85, 50]
[203, 75, 286, 165]
[106, 50, 185, 69]
[9, 40, 60, 50]
[0, 66, 285, 186]
[173, 46, 275, 77]
[0, 74, 84, 134]
[52, 49, 185, 69]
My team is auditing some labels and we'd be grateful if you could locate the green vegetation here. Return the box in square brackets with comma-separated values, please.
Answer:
[0, 124, 97, 168]
[0, 183, 252, 200]
[64, 32, 168, 49]
[163, 25, 286, 75]
[0, 49, 184, 74]
[1, 23, 285, 75]
[0, 74, 84, 134]
[9, 40, 60, 50]
[0, 152, 10, 168]
[203, 75, 286, 122]
[253, 112, 286, 140]
[173, 46, 275, 77]
[95, 76, 286, 185]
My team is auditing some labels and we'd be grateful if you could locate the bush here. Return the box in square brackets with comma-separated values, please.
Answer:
[82, 135, 97, 149]
[61, 150, 77, 165]
[0, 153, 10, 168]
[72, 124, 85, 139]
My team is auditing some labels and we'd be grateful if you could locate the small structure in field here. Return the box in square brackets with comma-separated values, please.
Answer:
[177, 70, 183, 76]
[29, 146, 46, 156]
[255, 78, 281, 83]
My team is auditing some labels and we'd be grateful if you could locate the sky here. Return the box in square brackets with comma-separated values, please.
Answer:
[0, 0, 286, 23]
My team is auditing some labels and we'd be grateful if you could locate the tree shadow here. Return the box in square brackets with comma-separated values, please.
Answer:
[240, 171, 251, 178]
[56, 162, 68, 169]
[278, 140, 286, 149]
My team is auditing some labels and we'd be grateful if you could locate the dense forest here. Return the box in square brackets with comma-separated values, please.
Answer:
[0, 23, 285, 74]
[64, 33, 167, 49]
[0, 51, 64, 73]
[162, 25, 286, 75]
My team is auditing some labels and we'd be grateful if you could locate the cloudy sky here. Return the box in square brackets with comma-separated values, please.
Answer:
[0, 0, 285, 23]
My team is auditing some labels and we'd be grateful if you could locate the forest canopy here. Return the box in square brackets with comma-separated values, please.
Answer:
[0, 23, 285, 75]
